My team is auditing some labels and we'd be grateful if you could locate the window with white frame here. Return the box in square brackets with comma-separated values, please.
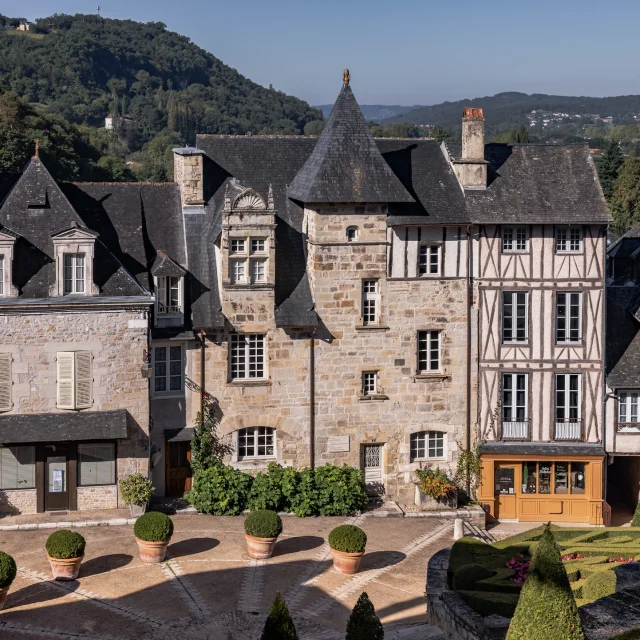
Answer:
[0, 446, 35, 489]
[410, 431, 444, 461]
[502, 292, 528, 343]
[57, 351, 92, 410]
[419, 244, 440, 276]
[555, 373, 582, 439]
[230, 334, 266, 380]
[556, 227, 582, 253]
[418, 330, 440, 372]
[502, 373, 528, 439]
[153, 345, 183, 395]
[63, 253, 85, 294]
[157, 276, 182, 315]
[237, 427, 275, 460]
[502, 227, 528, 252]
[229, 236, 268, 284]
[362, 371, 377, 396]
[556, 292, 582, 343]
[346, 227, 358, 242]
[78, 443, 116, 486]
[362, 280, 379, 325]
[619, 390, 640, 425]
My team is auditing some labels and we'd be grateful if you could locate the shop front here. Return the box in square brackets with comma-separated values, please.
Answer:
[479, 443, 606, 525]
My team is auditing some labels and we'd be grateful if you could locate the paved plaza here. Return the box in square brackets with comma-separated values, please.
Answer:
[0, 514, 452, 639]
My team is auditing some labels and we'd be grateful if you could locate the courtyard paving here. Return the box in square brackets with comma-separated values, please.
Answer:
[0, 514, 451, 639]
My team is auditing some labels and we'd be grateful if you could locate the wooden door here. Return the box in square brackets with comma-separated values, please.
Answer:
[495, 464, 518, 520]
[362, 444, 384, 496]
[165, 440, 192, 497]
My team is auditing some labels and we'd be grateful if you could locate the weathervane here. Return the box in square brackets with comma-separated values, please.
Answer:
[343, 69, 350, 86]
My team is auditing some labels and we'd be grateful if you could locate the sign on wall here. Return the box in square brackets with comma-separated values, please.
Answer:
[328, 436, 350, 453]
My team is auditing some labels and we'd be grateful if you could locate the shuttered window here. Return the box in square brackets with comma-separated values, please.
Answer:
[0, 353, 11, 411]
[0, 446, 35, 489]
[57, 351, 92, 410]
[78, 443, 116, 486]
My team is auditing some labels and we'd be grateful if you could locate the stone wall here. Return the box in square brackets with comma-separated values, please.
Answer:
[0, 489, 37, 515]
[77, 485, 118, 510]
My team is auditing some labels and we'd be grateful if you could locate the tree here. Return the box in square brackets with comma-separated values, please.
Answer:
[632, 500, 640, 527]
[189, 396, 233, 474]
[430, 125, 452, 144]
[516, 124, 529, 143]
[261, 592, 298, 640]
[598, 140, 624, 201]
[0, 91, 31, 173]
[304, 120, 324, 136]
[506, 525, 584, 640]
[610, 157, 640, 234]
[345, 592, 383, 640]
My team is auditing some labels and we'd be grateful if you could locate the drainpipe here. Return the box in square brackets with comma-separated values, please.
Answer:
[466, 224, 473, 497]
[199, 330, 206, 424]
[601, 224, 608, 510]
[309, 328, 316, 469]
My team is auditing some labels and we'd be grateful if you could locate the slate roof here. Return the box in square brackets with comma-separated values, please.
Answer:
[446, 143, 611, 224]
[0, 409, 128, 443]
[288, 84, 414, 204]
[607, 286, 640, 388]
[480, 442, 605, 456]
[151, 250, 186, 277]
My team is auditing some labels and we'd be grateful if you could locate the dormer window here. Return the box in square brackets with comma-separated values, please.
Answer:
[63, 253, 85, 295]
[229, 235, 269, 285]
[50, 224, 98, 297]
[150, 251, 186, 327]
[157, 276, 181, 315]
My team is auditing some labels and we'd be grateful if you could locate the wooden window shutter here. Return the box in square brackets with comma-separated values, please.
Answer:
[75, 351, 92, 409]
[57, 352, 75, 409]
[0, 353, 12, 411]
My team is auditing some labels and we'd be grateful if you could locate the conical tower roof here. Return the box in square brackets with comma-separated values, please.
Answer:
[288, 74, 414, 204]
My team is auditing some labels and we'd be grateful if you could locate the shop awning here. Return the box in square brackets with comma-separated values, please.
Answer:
[0, 410, 128, 444]
[165, 427, 195, 442]
[480, 442, 605, 457]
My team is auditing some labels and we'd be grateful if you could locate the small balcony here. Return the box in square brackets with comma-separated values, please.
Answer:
[158, 303, 182, 316]
[501, 420, 530, 440]
[554, 419, 583, 441]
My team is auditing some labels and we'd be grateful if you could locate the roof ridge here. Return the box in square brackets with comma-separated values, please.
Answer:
[69, 181, 178, 186]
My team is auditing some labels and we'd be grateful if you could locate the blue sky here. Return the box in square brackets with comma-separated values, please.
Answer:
[11, 0, 640, 106]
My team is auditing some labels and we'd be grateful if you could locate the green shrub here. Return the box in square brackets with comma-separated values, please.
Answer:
[453, 563, 495, 590]
[0, 552, 16, 588]
[247, 463, 285, 512]
[506, 525, 584, 640]
[261, 591, 297, 640]
[284, 467, 318, 517]
[186, 462, 253, 515]
[458, 590, 520, 618]
[581, 569, 617, 602]
[134, 512, 174, 542]
[245, 510, 283, 539]
[315, 464, 368, 516]
[632, 501, 640, 528]
[345, 592, 383, 640]
[328, 524, 367, 553]
[119, 472, 154, 506]
[45, 530, 86, 559]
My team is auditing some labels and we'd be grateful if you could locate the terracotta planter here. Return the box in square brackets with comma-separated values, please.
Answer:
[136, 538, 170, 563]
[330, 548, 364, 575]
[244, 533, 278, 559]
[47, 554, 83, 581]
[0, 585, 10, 610]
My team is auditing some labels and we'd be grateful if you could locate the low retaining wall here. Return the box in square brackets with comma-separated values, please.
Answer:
[77, 485, 118, 510]
[0, 489, 38, 515]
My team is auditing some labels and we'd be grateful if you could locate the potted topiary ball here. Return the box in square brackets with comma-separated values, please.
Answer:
[119, 472, 154, 517]
[134, 512, 174, 563]
[244, 510, 283, 559]
[328, 524, 367, 575]
[45, 530, 86, 580]
[0, 551, 16, 609]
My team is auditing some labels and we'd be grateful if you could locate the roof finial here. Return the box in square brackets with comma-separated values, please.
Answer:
[343, 69, 350, 86]
[224, 183, 231, 211]
[34, 139, 39, 158]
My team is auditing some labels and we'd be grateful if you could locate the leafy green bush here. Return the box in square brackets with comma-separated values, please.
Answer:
[415, 467, 456, 499]
[581, 569, 617, 602]
[315, 464, 368, 516]
[283, 467, 318, 517]
[0, 552, 16, 588]
[245, 510, 283, 539]
[261, 591, 297, 640]
[133, 512, 174, 542]
[186, 462, 253, 515]
[119, 473, 154, 506]
[506, 526, 584, 640]
[45, 530, 86, 559]
[247, 463, 285, 512]
[328, 525, 367, 553]
[453, 563, 495, 590]
[345, 592, 383, 640]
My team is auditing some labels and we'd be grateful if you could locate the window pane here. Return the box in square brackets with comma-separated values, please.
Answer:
[571, 462, 586, 494]
[555, 462, 569, 494]
[522, 462, 537, 494]
[503, 228, 513, 251]
[539, 462, 552, 494]
[237, 427, 274, 460]
[1, 446, 35, 489]
[78, 444, 115, 486]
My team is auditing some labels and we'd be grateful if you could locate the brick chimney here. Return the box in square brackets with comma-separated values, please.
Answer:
[173, 147, 205, 206]
[452, 108, 487, 190]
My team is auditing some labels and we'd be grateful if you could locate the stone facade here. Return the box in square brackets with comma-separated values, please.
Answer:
[0, 489, 37, 515]
[77, 485, 118, 510]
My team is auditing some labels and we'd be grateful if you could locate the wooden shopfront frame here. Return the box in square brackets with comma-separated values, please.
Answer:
[479, 452, 604, 525]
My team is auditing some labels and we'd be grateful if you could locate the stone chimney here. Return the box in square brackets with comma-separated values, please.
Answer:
[452, 108, 487, 190]
[173, 147, 205, 206]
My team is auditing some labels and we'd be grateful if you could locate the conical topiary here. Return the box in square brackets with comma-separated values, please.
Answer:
[632, 500, 640, 527]
[345, 592, 383, 640]
[506, 524, 584, 640]
[261, 591, 298, 640]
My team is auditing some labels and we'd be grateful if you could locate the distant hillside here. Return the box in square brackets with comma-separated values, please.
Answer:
[0, 13, 322, 140]
[317, 104, 418, 122]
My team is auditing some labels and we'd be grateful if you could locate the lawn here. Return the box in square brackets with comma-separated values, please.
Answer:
[449, 525, 640, 618]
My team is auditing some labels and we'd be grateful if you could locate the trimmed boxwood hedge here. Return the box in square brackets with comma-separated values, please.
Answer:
[458, 590, 520, 618]
[134, 512, 174, 542]
[328, 525, 367, 553]
[45, 530, 86, 559]
[452, 563, 495, 590]
[581, 569, 617, 602]
[245, 510, 283, 539]
[0, 552, 16, 588]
